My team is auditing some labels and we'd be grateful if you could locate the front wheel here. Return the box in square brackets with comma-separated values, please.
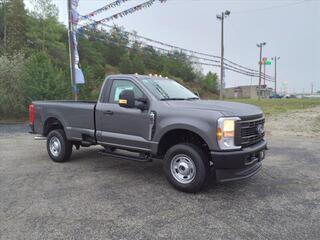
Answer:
[163, 143, 209, 193]
[47, 129, 72, 162]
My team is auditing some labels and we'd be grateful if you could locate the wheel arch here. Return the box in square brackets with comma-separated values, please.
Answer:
[43, 117, 64, 136]
[156, 128, 211, 158]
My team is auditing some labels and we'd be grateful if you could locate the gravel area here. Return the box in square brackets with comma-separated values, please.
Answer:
[1, 108, 320, 240]
[266, 106, 320, 138]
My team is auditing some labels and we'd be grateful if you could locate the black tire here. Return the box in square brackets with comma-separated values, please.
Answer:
[47, 129, 72, 162]
[163, 143, 209, 193]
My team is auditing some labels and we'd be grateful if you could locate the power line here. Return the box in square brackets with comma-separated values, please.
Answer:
[232, 0, 308, 14]
[194, 62, 274, 82]
[79, 18, 269, 78]
[77, 29, 274, 81]
[79, 26, 275, 81]
[162, 0, 309, 12]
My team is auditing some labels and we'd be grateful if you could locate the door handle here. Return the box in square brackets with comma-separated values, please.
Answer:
[103, 110, 113, 115]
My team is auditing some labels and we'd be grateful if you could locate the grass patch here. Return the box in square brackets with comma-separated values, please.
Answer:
[227, 98, 320, 117]
[0, 117, 27, 124]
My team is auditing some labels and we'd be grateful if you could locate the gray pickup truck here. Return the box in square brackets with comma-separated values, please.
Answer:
[29, 74, 267, 192]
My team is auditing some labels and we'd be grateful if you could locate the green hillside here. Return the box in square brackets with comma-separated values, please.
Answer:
[0, 0, 219, 120]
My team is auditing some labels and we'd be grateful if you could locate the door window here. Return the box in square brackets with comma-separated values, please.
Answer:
[109, 80, 144, 104]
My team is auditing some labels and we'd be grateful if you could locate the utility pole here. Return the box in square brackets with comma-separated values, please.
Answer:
[256, 42, 266, 100]
[216, 10, 230, 100]
[67, 0, 78, 100]
[271, 56, 280, 95]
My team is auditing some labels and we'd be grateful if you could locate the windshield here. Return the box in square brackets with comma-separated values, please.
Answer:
[140, 78, 199, 100]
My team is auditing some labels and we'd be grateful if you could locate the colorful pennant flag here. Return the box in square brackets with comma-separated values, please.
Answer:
[89, 0, 166, 26]
[80, 0, 130, 20]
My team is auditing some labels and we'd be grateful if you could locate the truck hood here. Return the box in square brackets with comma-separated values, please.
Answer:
[166, 100, 263, 118]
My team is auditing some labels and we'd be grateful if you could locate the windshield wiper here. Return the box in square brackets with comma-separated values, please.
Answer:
[160, 98, 186, 101]
[160, 97, 200, 101]
[153, 83, 170, 99]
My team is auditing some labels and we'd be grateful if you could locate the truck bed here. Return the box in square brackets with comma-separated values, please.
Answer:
[33, 100, 97, 141]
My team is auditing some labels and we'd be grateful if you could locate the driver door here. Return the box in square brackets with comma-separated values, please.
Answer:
[96, 79, 151, 151]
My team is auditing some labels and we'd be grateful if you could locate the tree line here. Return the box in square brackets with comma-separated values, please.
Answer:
[0, 0, 219, 119]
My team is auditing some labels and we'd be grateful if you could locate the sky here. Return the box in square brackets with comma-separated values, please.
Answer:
[25, 0, 320, 93]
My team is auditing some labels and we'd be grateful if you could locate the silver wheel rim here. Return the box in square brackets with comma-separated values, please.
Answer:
[49, 136, 61, 157]
[170, 154, 196, 184]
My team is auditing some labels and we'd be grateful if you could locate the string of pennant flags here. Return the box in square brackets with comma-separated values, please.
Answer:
[69, 0, 273, 88]
[80, 0, 130, 20]
[80, 0, 167, 29]
[96, 0, 166, 25]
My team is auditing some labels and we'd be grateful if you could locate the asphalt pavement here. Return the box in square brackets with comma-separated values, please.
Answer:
[0, 124, 319, 240]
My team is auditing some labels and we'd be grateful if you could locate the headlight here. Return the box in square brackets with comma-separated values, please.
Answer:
[217, 117, 241, 150]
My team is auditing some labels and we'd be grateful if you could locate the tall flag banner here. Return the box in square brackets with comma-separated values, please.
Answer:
[71, 0, 85, 84]
[80, 0, 130, 20]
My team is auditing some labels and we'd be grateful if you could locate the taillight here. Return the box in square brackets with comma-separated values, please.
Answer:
[29, 104, 35, 125]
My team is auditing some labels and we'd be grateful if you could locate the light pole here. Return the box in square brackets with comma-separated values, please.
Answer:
[257, 42, 266, 100]
[271, 56, 280, 95]
[217, 10, 231, 100]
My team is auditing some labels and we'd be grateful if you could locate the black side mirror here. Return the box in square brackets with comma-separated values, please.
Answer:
[119, 90, 135, 108]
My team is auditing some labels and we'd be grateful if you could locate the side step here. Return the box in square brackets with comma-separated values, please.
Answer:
[81, 140, 93, 147]
[99, 149, 152, 162]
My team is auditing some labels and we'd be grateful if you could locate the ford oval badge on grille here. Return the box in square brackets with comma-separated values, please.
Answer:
[257, 124, 265, 135]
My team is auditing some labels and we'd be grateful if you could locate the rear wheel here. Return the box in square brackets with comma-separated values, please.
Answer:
[47, 129, 72, 162]
[163, 143, 209, 193]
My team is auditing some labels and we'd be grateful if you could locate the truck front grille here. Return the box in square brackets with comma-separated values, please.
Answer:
[235, 117, 265, 147]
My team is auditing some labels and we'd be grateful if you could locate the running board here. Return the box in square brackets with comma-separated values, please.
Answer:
[81, 140, 93, 147]
[98, 150, 152, 162]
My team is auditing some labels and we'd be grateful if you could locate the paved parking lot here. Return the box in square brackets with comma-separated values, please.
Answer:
[1, 123, 320, 239]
